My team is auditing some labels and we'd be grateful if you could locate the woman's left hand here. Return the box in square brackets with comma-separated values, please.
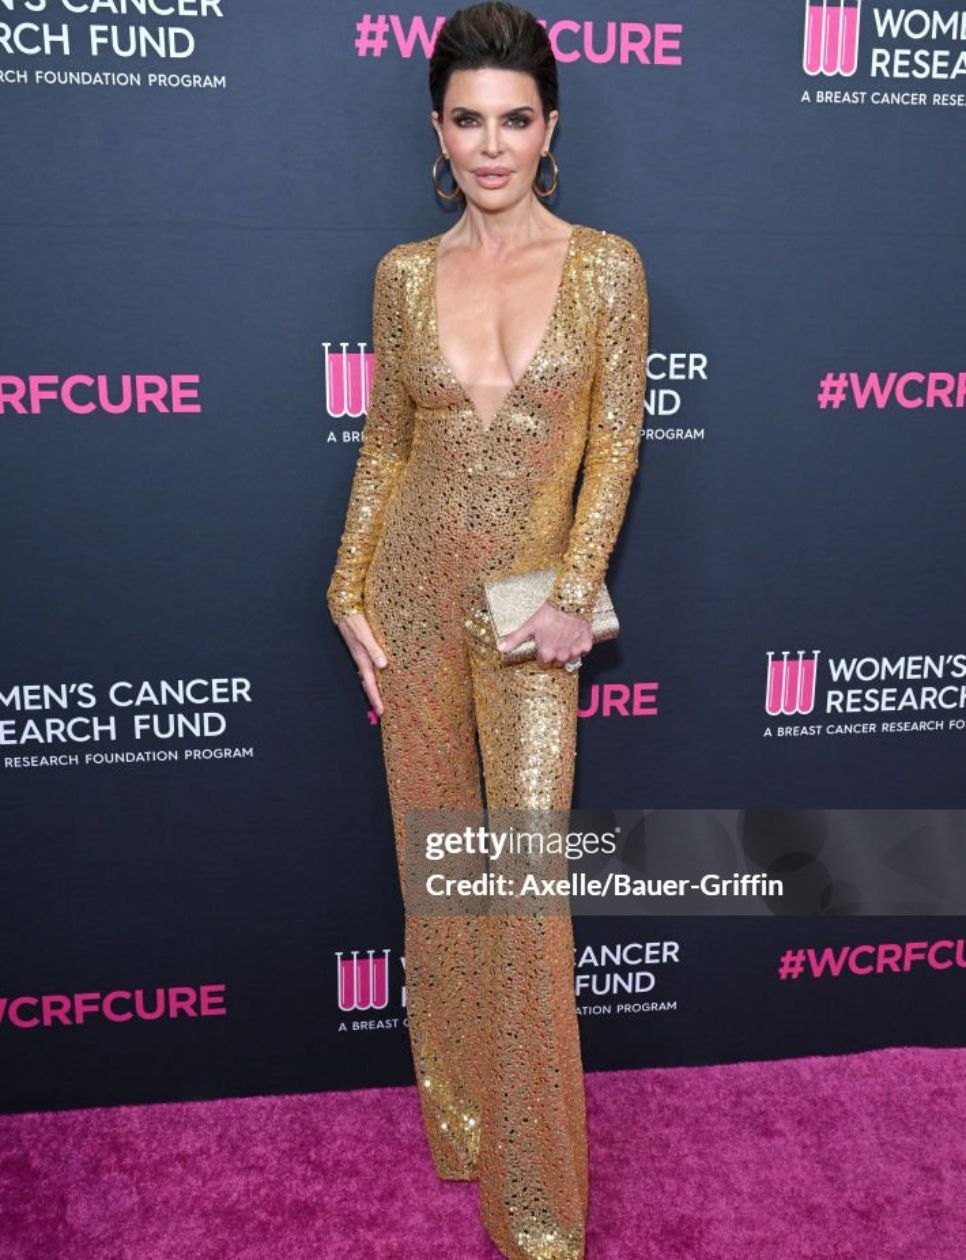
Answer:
[496, 602, 593, 669]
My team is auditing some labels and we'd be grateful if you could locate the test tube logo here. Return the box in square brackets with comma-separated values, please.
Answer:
[323, 340, 370, 419]
[764, 650, 822, 716]
[802, 0, 862, 76]
[336, 948, 391, 1011]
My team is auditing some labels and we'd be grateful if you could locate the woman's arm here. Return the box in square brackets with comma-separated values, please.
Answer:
[544, 233, 650, 621]
[326, 247, 415, 623]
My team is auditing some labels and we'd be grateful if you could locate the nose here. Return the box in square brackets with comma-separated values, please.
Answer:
[480, 121, 503, 156]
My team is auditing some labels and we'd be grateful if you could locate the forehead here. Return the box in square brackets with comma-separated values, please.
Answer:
[442, 67, 540, 110]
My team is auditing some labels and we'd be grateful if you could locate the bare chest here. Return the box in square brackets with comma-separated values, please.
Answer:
[432, 229, 576, 431]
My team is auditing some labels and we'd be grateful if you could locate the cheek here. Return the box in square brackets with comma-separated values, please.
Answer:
[446, 129, 476, 161]
[514, 127, 547, 162]
[446, 126, 546, 164]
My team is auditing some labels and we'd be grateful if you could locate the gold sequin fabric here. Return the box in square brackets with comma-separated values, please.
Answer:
[327, 224, 649, 1260]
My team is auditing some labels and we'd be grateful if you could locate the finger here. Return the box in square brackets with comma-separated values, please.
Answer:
[496, 617, 535, 653]
[357, 664, 384, 716]
[355, 622, 388, 669]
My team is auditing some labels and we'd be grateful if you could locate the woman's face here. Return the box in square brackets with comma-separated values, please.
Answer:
[432, 67, 558, 207]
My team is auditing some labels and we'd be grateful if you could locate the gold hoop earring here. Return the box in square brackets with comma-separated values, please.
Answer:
[533, 150, 559, 198]
[433, 153, 463, 201]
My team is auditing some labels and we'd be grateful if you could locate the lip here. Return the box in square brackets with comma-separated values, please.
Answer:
[474, 168, 512, 176]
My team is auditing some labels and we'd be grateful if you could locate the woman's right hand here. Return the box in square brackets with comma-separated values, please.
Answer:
[335, 612, 389, 717]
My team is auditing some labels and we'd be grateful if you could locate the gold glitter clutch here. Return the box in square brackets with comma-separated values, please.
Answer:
[483, 568, 619, 666]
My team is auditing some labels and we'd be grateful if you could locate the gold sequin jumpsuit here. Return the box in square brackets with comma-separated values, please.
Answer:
[326, 223, 649, 1260]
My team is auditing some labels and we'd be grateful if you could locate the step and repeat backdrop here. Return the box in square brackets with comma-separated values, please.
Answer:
[2, 2, 965, 1114]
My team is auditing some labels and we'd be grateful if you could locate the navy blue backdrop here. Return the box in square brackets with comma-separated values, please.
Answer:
[2, 1, 965, 1113]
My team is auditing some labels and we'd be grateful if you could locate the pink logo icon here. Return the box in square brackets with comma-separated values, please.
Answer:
[323, 341, 372, 419]
[765, 650, 821, 716]
[802, 0, 862, 76]
[336, 948, 391, 1011]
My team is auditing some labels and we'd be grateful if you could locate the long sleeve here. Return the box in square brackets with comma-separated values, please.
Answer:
[326, 247, 415, 623]
[544, 233, 649, 620]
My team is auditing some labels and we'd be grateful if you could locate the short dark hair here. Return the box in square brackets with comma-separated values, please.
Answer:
[429, 3, 560, 121]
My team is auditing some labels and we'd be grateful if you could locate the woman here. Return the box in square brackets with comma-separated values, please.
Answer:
[326, 4, 649, 1257]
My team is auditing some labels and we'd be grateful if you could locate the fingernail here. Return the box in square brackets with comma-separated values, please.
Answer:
[377, 657, 387, 668]
[497, 638, 506, 650]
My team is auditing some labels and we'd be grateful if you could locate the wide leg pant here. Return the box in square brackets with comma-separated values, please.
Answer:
[368, 580, 589, 1260]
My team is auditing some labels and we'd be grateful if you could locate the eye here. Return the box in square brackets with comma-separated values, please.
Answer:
[452, 114, 532, 127]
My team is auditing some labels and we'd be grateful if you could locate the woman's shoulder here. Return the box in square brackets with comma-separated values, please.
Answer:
[579, 224, 646, 274]
[577, 226, 648, 317]
[374, 235, 435, 278]
[369, 237, 434, 312]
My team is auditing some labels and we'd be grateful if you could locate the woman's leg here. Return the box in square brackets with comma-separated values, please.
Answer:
[372, 603, 488, 1181]
[468, 651, 589, 1260]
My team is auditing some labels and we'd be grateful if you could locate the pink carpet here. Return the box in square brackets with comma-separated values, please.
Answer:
[1, 1045, 963, 1259]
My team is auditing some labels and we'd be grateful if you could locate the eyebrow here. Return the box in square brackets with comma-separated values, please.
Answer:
[447, 105, 536, 117]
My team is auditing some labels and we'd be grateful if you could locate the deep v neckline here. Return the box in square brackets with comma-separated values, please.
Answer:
[430, 224, 580, 433]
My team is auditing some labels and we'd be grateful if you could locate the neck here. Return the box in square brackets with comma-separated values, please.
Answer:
[447, 199, 565, 255]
